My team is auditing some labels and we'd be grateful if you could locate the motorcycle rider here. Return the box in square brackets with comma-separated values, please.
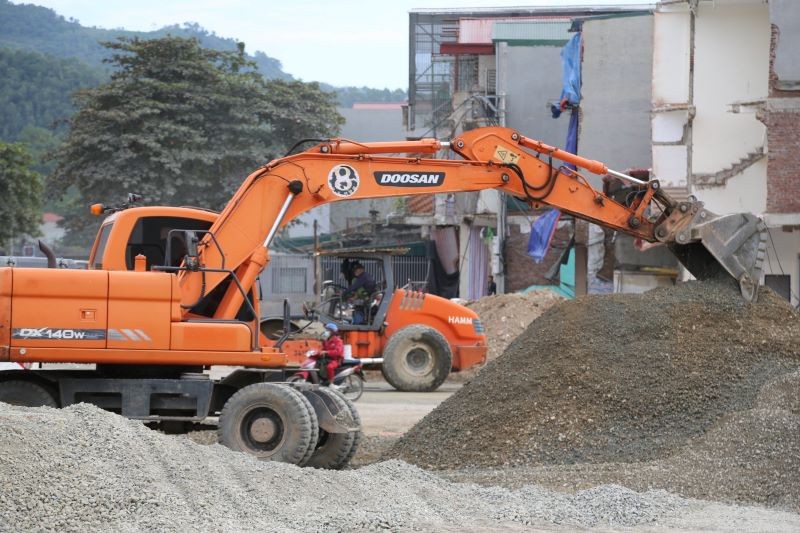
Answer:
[296, 322, 344, 384]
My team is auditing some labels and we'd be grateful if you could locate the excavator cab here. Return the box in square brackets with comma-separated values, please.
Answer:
[88, 207, 216, 272]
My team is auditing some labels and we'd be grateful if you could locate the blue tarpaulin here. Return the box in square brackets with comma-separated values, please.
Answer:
[551, 32, 582, 118]
[527, 209, 562, 263]
[553, 32, 581, 169]
[560, 33, 581, 106]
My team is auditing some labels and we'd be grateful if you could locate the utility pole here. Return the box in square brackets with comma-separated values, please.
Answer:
[496, 90, 508, 294]
[494, 40, 508, 294]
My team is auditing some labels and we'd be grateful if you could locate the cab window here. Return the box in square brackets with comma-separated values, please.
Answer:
[125, 216, 213, 270]
[91, 223, 114, 269]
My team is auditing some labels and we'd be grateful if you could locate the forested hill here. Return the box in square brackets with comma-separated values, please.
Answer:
[0, 0, 290, 79]
[0, 47, 105, 140]
[0, 0, 406, 139]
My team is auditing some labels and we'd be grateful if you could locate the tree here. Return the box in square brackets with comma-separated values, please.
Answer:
[16, 125, 60, 175]
[51, 36, 343, 245]
[0, 142, 43, 252]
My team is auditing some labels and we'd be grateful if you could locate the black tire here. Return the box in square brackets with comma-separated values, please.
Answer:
[218, 383, 317, 464]
[335, 389, 362, 468]
[305, 388, 360, 470]
[293, 389, 320, 467]
[381, 325, 452, 392]
[0, 380, 57, 407]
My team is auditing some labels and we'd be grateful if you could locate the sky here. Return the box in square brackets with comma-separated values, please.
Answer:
[16, 1, 653, 88]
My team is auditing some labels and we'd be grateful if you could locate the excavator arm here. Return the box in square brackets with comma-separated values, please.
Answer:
[181, 126, 766, 318]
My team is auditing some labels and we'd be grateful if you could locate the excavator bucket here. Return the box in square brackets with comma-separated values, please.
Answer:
[668, 211, 767, 302]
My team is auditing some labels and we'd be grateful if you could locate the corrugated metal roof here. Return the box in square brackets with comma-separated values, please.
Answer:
[492, 20, 573, 45]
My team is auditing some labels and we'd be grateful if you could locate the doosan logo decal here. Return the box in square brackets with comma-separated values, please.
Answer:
[328, 165, 360, 197]
[374, 171, 445, 187]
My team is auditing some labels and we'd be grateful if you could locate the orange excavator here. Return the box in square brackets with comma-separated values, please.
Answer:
[0, 126, 766, 467]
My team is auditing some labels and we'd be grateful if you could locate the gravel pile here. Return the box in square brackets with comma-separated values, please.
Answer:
[445, 372, 800, 511]
[388, 279, 800, 471]
[2, 402, 798, 532]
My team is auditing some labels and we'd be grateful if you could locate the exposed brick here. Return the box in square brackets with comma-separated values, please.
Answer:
[766, 109, 800, 213]
[406, 194, 434, 215]
[766, 24, 800, 214]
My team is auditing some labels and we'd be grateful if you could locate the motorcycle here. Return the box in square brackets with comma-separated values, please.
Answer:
[289, 351, 365, 402]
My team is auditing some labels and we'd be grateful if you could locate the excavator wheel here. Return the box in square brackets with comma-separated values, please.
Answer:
[294, 389, 321, 467]
[334, 389, 362, 468]
[381, 325, 452, 392]
[218, 383, 318, 465]
[304, 388, 361, 470]
[0, 380, 58, 407]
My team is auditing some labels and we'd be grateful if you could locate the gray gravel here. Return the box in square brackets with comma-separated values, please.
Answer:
[1, 402, 798, 532]
[388, 280, 800, 471]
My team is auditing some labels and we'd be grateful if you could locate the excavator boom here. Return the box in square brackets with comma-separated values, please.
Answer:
[181, 126, 766, 317]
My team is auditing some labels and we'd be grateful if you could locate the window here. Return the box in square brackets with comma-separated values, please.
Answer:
[125, 216, 212, 270]
[92, 224, 114, 269]
[272, 267, 307, 294]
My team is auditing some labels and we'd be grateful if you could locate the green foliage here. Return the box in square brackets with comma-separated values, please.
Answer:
[0, 47, 105, 141]
[51, 37, 343, 244]
[0, 142, 43, 248]
[14, 126, 60, 175]
[0, 1, 291, 80]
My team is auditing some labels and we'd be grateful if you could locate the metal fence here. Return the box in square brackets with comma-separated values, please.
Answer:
[260, 253, 432, 317]
[320, 255, 430, 291]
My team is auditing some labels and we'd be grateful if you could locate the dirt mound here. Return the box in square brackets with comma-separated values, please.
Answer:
[387, 279, 800, 470]
[466, 290, 564, 362]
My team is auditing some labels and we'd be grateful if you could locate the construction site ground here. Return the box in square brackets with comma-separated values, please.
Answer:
[2, 281, 799, 531]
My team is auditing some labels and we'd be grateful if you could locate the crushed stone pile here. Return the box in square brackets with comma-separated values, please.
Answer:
[388, 279, 800, 477]
[1, 403, 798, 532]
[444, 370, 800, 511]
[466, 290, 564, 362]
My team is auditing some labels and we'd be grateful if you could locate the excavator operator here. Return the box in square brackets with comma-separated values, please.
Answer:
[343, 262, 376, 324]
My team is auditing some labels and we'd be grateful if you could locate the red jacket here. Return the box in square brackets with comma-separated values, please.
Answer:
[322, 335, 344, 360]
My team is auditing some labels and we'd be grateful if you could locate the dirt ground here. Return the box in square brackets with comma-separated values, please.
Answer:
[348, 379, 458, 466]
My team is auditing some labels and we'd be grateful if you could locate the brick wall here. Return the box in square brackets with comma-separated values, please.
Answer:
[766, 107, 800, 213]
[407, 194, 434, 215]
[767, 24, 800, 214]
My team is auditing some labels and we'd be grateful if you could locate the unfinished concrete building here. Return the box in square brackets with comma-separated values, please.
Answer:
[652, 0, 799, 304]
